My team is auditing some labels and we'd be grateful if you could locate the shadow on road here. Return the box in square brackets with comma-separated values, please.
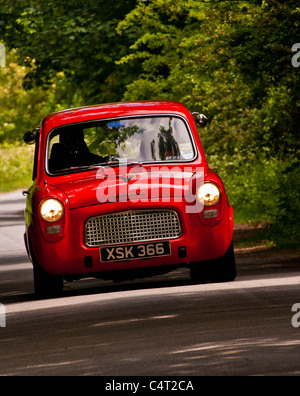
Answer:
[1, 246, 300, 305]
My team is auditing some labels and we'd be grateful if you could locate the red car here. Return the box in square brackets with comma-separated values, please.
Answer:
[23, 101, 236, 296]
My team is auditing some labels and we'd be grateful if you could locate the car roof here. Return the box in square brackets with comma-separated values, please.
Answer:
[42, 101, 192, 133]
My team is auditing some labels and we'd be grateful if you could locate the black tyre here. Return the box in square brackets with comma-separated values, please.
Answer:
[190, 241, 236, 283]
[33, 265, 63, 298]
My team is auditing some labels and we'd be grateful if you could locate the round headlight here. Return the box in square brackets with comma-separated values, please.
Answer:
[197, 183, 220, 206]
[40, 199, 64, 222]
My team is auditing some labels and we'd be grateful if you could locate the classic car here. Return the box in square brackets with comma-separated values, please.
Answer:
[23, 101, 236, 296]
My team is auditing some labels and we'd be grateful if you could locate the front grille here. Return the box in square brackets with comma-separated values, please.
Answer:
[85, 210, 182, 247]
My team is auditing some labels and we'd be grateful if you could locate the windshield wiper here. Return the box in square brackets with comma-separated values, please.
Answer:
[51, 165, 102, 174]
[50, 161, 144, 174]
[89, 160, 144, 168]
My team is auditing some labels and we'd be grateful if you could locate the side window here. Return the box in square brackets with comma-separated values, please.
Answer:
[47, 127, 105, 173]
[48, 135, 59, 160]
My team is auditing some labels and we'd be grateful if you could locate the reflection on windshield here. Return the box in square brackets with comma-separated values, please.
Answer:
[47, 116, 195, 174]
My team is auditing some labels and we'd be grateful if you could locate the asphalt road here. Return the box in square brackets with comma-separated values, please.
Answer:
[1, 190, 300, 377]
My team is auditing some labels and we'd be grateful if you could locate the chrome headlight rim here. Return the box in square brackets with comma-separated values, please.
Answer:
[197, 182, 221, 206]
[40, 198, 64, 223]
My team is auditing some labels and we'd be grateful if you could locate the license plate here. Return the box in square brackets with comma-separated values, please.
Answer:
[100, 241, 171, 262]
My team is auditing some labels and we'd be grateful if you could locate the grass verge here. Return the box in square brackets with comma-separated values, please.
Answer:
[0, 143, 34, 192]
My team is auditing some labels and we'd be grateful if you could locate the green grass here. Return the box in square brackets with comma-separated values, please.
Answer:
[0, 143, 34, 192]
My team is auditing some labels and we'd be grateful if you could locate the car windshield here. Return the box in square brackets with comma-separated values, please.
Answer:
[47, 116, 196, 174]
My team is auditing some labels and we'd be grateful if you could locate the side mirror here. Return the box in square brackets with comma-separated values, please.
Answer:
[24, 128, 39, 145]
[192, 112, 208, 128]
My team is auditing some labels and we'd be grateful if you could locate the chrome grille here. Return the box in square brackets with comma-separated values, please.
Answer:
[85, 210, 182, 247]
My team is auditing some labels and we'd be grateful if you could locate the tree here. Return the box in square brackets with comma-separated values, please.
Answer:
[117, 0, 300, 159]
[0, 49, 83, 142]
[1, 0, 299, 158]
[0, 0, 137, 103]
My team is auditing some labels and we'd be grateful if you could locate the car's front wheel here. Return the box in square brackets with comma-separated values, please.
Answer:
[190, 241, 236, 283]
[33, 265, 64, 298]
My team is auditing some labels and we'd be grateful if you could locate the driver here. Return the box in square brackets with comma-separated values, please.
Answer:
[49, 126, 104, 172]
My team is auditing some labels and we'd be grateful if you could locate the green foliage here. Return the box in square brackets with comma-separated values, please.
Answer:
[267, 160, 300, 248]
[207, 152, 300, 248]
[0, 49, 83, 143]
[117, 0, 300, 159]
[0, 0, 137, 103]
[208, 153, 281, 224]
[0, 50, 44, 142]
